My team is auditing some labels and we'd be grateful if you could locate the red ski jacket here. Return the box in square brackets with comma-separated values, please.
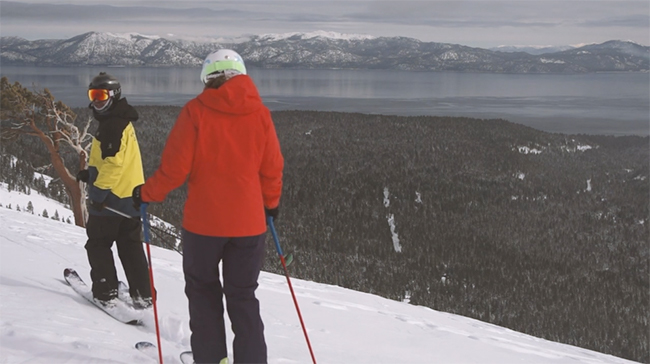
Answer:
[141, 75, 284, 237]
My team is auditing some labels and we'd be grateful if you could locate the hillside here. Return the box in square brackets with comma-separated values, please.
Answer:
[1, 191, 643, 363]
[1, 32, 648, 73]
[2, 108, 648, 363]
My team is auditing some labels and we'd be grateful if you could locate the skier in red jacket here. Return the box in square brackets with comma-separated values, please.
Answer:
[133, 49, 284, 364]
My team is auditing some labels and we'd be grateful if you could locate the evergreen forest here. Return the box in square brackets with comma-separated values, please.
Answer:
[2, 106, 648, 363]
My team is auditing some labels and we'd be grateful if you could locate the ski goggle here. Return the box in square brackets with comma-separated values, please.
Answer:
[88, 89, 117, 102]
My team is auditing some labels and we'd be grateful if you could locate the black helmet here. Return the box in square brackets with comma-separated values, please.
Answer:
[89, 72, 121, 100]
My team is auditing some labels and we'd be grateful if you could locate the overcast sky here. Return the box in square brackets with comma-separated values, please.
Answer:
[1, 0, 648, 48]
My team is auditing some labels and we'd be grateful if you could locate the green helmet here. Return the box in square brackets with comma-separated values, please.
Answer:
[200, 49, 247, 84]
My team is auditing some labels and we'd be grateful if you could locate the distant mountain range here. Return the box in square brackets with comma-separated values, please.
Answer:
[489, 45, 576, 55]
[1, 31, 648, 73]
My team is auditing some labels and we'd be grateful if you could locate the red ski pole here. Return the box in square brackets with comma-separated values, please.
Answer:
[141, 204, 164, 364]
[268, 217, 316, 364]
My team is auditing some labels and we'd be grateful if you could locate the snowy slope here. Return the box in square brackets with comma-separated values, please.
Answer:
[0, 184, 640, 364]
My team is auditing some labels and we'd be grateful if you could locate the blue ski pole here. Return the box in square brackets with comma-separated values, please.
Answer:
[267, 217, 316, 364]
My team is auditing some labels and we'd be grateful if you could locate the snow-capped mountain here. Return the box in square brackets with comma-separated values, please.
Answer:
[254, 30, 376, 42]
[1, 32, 201, 66]
[1, 31, 648, 73]
[490, 45, 576, 55]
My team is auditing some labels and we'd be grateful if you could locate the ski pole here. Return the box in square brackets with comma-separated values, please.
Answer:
[268, 217, 316, 364]
[141, 203, 164, 364]
[103, 205, 134, 219]
[103, 205, 182, 255]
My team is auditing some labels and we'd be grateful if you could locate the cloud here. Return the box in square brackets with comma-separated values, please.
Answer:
[1, 0, 648, 47]
[581, 14, 650, 28]
[352, 1, 650, 28]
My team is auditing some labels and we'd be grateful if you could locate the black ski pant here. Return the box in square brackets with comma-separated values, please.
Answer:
[85, 214, 152, 302]
[182, 228, 267, 364]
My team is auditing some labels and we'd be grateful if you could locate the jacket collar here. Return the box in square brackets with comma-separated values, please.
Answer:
[93, 98, 139, 123]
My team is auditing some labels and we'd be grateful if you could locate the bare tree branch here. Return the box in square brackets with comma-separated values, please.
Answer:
[1, 76, 90, 227]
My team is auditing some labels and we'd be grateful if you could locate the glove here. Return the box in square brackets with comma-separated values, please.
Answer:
[265, 206, 279, 222]
[76, 170, 89, 183]
[88, 199, 105, 212]
[132, 185, 144, 209]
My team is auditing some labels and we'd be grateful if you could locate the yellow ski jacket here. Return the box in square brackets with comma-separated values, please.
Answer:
[87, 98, 144, 217]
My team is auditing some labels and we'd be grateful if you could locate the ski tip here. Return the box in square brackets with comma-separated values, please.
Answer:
[135, 341, 155, 349]
[63, 268, 79, 281]
[179, 351, 196, 364]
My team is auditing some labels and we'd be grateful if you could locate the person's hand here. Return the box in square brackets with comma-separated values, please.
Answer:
[265, 206, 279, 222]
[76, 170, 89, 183]
[132, 185, 144, 209]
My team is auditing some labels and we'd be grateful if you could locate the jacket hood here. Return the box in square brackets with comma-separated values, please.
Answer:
[196, 75, 263, 115]
[93, 98, 139, 123]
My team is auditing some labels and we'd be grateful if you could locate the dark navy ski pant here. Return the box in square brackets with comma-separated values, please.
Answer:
[182, 229, 267, 364]
[85, 214, 152, 302]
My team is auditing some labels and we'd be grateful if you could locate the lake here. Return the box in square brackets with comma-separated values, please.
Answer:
[1, 66, 648, 136]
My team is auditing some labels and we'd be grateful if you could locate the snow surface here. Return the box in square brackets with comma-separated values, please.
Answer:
[0, 184, 640, 363]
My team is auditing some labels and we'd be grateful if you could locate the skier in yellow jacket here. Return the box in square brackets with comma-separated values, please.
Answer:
[76, 72, 152, 308]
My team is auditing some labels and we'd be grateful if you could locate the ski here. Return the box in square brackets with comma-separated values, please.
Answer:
[118, 280, 154, 310]
[64, 268, 144, 325]
[135, 341, 158, 360]
[179, 351, 194, 364]
[135, 341, 195, 364]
